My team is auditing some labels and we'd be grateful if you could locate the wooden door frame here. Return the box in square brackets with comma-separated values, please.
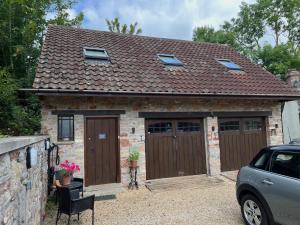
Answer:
[84, 116, 121, 186]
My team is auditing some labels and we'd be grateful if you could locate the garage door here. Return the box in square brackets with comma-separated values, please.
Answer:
[145, 119, 206, 180]
[219, 117, 267, 172]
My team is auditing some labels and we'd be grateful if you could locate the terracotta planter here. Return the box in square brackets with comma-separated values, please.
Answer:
[129, 160, 138, 168]
[62, 175, 71, 185]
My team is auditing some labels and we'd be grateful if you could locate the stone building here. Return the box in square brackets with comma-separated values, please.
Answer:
[32, 25, 300, 186]
[282, 69, 300, 143]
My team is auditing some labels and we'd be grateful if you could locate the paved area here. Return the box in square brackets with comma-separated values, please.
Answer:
[45, 177, 244, 225]
[145, 175, 224, 192]
[221, 170, 239, 182]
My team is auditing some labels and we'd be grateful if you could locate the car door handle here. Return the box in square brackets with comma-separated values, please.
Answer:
[262, 179, 274, 185]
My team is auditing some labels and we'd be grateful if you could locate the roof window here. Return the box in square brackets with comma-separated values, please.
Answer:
[83, 47, 109, 60]
[217, 59, 241, 70]
[158, 54, 183, 66]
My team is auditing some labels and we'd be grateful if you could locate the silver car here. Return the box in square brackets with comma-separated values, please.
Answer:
[236, 145, 300, 225]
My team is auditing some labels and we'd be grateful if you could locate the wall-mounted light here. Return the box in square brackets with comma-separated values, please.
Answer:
[212, 126, 215, 132]
[44, 138, 50, 150]
[275, 124, 278, 129]
[271, 128, 277, 136]
[26, 147, 38, 169]
[131, 127, 135, 134]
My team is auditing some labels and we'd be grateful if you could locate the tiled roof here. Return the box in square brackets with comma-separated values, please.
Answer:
[33, 25, 300, 98]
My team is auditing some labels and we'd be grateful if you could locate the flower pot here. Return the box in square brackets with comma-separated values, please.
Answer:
[129, 160, 138, 168]
[62, 175, 71, 185]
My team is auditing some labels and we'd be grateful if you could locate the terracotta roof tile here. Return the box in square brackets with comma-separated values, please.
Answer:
[33, 25, 300, 98]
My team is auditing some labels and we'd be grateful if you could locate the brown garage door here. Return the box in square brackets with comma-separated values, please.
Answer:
[145, 119, 206, 180]
[219, 117, 267, 172]
[85, 117, 119, 186]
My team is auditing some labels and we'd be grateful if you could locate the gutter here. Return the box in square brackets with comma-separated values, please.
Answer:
[20, 88, 300, 101]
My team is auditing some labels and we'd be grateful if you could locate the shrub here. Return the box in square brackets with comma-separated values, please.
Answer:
[128, 146, 140, 161]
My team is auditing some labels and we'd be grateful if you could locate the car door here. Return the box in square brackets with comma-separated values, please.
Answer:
[261, 151, 300, 225]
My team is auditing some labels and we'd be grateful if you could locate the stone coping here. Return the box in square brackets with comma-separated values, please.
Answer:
[0, 136, 49, 155]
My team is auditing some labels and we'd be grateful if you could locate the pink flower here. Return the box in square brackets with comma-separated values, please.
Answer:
[60, 160, 80, 176]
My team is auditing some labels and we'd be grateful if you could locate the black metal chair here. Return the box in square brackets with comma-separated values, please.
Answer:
[56, 187, 95, 225]
[72, 177, 84, 197]
[54, 171, 84, 203]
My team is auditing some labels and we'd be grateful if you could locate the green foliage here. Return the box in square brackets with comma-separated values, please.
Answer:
[106, 17, 142, 35]
[225, 0, 300, 51]
[128, 146, 140, 161]
[0, 0, 83, 135]
[47, 0, 84, 27]
[0, 69, 17, 134]
[193, 0, 300, 79]
[0, 69, 41, 135]
[257, 44, 300, 79]
[10, 105, 41, 135]
[193, 26, 234, 45]
[192, 25, 242, 52]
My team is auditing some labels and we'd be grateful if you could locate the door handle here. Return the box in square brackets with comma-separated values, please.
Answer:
[262, 179, 274, 185]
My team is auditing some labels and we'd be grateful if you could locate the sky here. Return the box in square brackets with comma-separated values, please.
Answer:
[58, 0, 256, 41]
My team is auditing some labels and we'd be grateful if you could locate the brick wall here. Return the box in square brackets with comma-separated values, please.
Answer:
[40, 96, 283, 185]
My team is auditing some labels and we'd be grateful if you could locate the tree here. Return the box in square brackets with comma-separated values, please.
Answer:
[258, 44, 300, 79]
[229, 0, 300, 76]
[192, 0, 300, 80]
[0, 69, 17, 135]
[192, 25, 241, 50]
[47, 0, 84, 27]
[106, 17, 142, 35]
[0, 0, 83, 135]
[229, 0, 300, 51]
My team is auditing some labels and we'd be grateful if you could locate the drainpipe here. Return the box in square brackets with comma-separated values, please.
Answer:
[281, 101, 286, 144]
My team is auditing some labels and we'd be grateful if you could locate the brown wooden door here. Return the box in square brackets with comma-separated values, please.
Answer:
[85, 117, 118, 186]
[145, 119, 206, 180]
[219, 117, 267, 172]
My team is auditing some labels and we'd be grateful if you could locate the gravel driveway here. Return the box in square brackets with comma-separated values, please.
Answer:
[45, 178, 244, 225]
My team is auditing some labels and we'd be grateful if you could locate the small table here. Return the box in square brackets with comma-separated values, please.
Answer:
[128, 166, 139, 189]
[62, 181, 84, 197]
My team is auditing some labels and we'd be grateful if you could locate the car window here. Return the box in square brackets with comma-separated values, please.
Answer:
[251, 149, 271, 170]
[270, 152, 300, 179]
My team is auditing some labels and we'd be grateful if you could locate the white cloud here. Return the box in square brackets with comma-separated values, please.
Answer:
[45, 11, 55, 21]
[46, 8, 79, 21]
[67, 9, 77, 20]
[80, 0, 255, 40]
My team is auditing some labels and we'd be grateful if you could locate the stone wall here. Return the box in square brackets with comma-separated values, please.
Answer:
[0, 136, 48, 225]
[40, 96, 283, 185]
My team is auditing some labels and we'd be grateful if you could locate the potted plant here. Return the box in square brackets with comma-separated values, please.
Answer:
[60, 160, 80, 185]
[128, 146, 140, 168]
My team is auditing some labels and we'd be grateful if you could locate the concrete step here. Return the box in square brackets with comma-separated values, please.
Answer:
[83, 183, 125, 198]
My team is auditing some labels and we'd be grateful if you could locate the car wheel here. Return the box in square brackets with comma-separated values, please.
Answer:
[241, 194, 269, 225]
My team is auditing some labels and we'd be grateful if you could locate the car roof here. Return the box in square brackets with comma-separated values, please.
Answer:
[266, 145, 300, 152]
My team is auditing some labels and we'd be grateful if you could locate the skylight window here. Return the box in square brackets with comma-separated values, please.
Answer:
[158, 54, 183, 66]
[217, 59, 241, 70]
[83, 47, 109, 60]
